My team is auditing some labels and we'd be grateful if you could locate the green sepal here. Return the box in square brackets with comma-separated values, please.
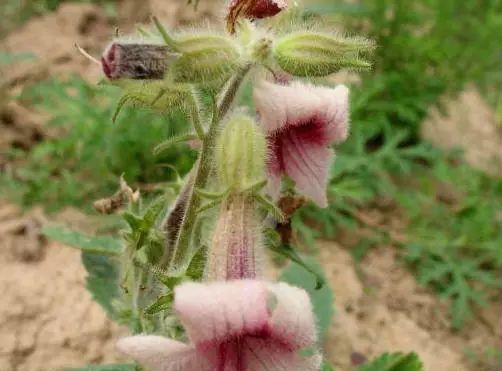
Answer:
[112, 82, 192, 122]
[273, 31, 374, 77]
[243, 179, 267, 195]
[195, 187, 230, 200]
[154, 133, 198, 155]
[196, 198, 223, 214]
[144, 292, 174, 316]
[254, 194, 285, 223]
[168, 34, 241, 86]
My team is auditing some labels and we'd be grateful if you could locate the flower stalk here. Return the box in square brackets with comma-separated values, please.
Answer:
[161, 64, 252, 274]
[79, 5, 373, 369]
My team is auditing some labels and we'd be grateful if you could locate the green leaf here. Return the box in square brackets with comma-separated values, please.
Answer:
[358, 352, 423, 371]
[321, 362, 336, 371]
[145, 293, 174, 315]
[124, 196, 167, 253]
[154, 133, 198, 155]
[42, 225, 122, 256]
[267, 241, 326, 289]
[62, 364, 137, 371]
[280, 257, 334, 339]
[82, 253, 120, 318]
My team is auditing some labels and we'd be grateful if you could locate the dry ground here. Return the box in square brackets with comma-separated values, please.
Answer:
[1, 202, 501, 371]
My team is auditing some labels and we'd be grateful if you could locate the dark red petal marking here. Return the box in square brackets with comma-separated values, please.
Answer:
[266, 116, 330, 175]
[227, 0, 285, 33]
[101, 57, 112, 79]
[251, 0, 284, 19]
[101, 43, 119, 79]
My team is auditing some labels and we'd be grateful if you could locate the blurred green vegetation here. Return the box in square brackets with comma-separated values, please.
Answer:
[294, 0, 502, 328]
[0, 0, 116, 37]
[1, 78, 196, 212]
[0, 0, 501, 329]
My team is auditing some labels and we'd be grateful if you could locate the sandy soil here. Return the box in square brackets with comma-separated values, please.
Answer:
[0, 202, 124, 371]
[321, 241, 502, 371]
[1, 204, 500, 371]
[422, 87, 502, 178]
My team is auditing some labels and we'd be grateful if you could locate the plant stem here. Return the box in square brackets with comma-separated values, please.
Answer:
[162, 64, 251, 274]
[189, 87, 206, 139]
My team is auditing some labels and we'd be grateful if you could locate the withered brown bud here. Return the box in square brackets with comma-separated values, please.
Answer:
[101, 43, 179, 80]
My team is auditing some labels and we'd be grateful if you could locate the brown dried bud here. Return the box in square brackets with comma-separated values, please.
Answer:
[101, 43, 179, 80]
[93, 177, 139, 214]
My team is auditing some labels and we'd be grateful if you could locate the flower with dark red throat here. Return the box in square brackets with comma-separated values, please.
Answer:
[254, 81, 350, 208]
[227, 0, 288, 33]
[117, 280, 321, 371]
[101, 43, 177, 80]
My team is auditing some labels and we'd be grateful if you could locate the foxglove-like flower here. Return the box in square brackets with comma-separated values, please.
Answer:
[207, 195, 264, 281]
[102, 43, 178, 80]
[227, 0, 288, 33]
[254, 81, 349, 208]
[117, 280, 321, 371]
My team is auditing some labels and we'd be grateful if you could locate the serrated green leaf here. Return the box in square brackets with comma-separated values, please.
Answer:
[145, 293, 174, 316]
[280, 257, 334, 339]
[42, 225, 122, 256]
[62, 364, 137, 371]
[142, 196, 168, 228]
[122, 212, 142, 231]
[358, 352, 423, 371]
[82, 253, 120, 318]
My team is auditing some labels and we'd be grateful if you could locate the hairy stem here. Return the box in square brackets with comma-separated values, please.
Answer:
[162, 64, 251, 274]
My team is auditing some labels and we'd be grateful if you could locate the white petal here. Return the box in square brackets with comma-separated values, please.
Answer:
[316, 84, 350, 143]
[254, 81, 322, 133]
[266, 282, 318, 349]
[174, 280, 269, 346]
[254, 81, 350, 144]
[116, 336, 207, 371]
[246, 338, 323, 371]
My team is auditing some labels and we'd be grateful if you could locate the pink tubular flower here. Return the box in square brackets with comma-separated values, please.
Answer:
[253, 81, 350, 208]
[117, 280, 321, 371]
[227, 0, 288, 33]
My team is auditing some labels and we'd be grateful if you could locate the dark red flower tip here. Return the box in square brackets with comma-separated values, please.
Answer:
[227, 0, 288, 34]
[251, 0, 285, 19]
[101, 43, 118, 79]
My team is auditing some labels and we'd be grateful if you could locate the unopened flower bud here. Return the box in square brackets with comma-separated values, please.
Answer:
[273, 31, 375, 77]
[102, 43, 179, 80]
[168, 34, 241, 85]
[227, 0, 288, 34]
[215, 115, 266, 192]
